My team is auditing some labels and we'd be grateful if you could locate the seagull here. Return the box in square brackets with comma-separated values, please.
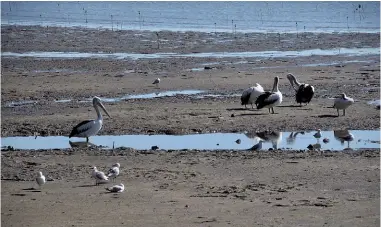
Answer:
[36, 171, 46, 188]
[333, 93, 354, 116]
[286, 73, 315, 106]
[69, 96, 111, 143]
[92, 167, 109, 186]
[241, 83, 265, 108]
[248, 140, 263, 151]
[152, 78, 160, 87]
[255, 76, 283, 114]
[313, 129, 322, 139]
[106, 183, 125, 193]
[107, 163, 120, 182]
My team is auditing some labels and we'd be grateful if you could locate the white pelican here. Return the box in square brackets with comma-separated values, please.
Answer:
[152, 78, 160, 87]
[107, 163, 120, 182]
[241, 83, 265, 108]
[286, 73, 315, 106]
[106, 183, 125, 193]
[333, 93, 354, 116]
[92, 166, 109, 186]
[313, 129, 322, 139]
[255, 76, 283, 114]
[36, 171, 46, 188]
[69, 96, 111, 142]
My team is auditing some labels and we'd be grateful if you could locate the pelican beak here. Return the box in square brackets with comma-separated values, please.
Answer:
[98, 101, 111, 118]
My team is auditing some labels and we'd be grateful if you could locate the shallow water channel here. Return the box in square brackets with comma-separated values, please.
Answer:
[1, 130, 379, 151]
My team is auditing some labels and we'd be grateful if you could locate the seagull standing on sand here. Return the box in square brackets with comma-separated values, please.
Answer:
[153, 78, 161, 87]
[92, 167, 109, 186]
[333, 93, 354, 116]
[36, 171, 46, 188]
[107, 163, 120, 182]
[106, 183, 125, 193]
[255, 76, 283, 114]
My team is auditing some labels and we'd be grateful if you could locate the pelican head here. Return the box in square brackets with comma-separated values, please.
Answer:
[93, 96, 111, 118]
[340, 93, 346, 99]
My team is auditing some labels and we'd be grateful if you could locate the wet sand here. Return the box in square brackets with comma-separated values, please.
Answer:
[1, 25, 380, 226]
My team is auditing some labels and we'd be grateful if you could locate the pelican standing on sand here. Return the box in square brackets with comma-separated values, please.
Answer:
[286, 73, 315, 106]
[153, 78, 160, 87]
[255, 76, 283, 114]
[241, 83, 264, 108]
[69, 96, 111, 142]
[333, 93, 354, 116]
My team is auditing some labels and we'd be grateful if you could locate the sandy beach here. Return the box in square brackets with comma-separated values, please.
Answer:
[1, 25, 380, 226]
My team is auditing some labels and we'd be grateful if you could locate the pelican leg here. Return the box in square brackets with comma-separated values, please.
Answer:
[251, 104, 254, 109]
[271, 107, 275, 114]
[268, 108, 271, 113]
[336, 109, 340, 116]
[343, 109, 346, 116]
[86, 137, 89, 143]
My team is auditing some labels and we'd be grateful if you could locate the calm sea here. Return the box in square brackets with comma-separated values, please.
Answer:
[1, 1, 380, 33]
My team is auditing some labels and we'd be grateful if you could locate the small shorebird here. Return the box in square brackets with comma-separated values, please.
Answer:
[107, 163, 120, 182]
[248, 140, 263, 151]
[255, 76, 283, 114]
[241, 83, 264, 108]
[152, 78, 160, 87]
[286, 73, 315, 106]
[36, 171, 46, 188]
[333, 93, 354, 116]
[106, 183, 125, 193]
[69, 96, 111, 143]
[92, 166, 109, 186]
[313, 129, 322, 139]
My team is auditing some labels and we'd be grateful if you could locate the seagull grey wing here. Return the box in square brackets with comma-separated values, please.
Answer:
[95, 171, 108, 180]
[69, 120, 93, 137]
[106, 185, 123, 192]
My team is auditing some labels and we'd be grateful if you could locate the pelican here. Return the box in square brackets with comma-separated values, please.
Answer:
[255, 76, 283, 114]
[36, 171, 46, 188]
[69, 96, 111, 142]
[333, 93, 354, 116]
[92, 167, 109, 185]
[334, 129, 354, 148]
[107, 163, 120, 182]
[152, 78, 160, 87]
[106, 183, 125, 193]
[286, 73, 315, 106]
[241, 83, 265, 108]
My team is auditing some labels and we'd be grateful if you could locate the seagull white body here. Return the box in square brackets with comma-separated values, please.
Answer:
[106, 183, 125, 193]
[286, 73, 315, 106]
[333, 93, 354, 116]
[36, 171, 46, 187]
[107, 163, 120, 182]
[153, 78, 160, 87]
[69, 96, 111, 142]
[313, 129, 322, 139]
[255, 76, 283, 114]
[92, 167, 109, 185]
[241, 83, 265, 108]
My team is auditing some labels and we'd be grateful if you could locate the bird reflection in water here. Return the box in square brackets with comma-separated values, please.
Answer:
[286, 131, 305, 145]
[69, 141, 96, 148]
[334, 129, 354, 149]
[245, 131, 282, 150]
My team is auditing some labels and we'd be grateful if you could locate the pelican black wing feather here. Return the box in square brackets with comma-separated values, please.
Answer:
[296, 85, 314, 104]
[69, 120, 93, 138]
[241, 92, 251, 105]
[255, 92, 276, 109]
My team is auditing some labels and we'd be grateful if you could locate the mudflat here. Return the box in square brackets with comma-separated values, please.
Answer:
[1, 25, 380, 227]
